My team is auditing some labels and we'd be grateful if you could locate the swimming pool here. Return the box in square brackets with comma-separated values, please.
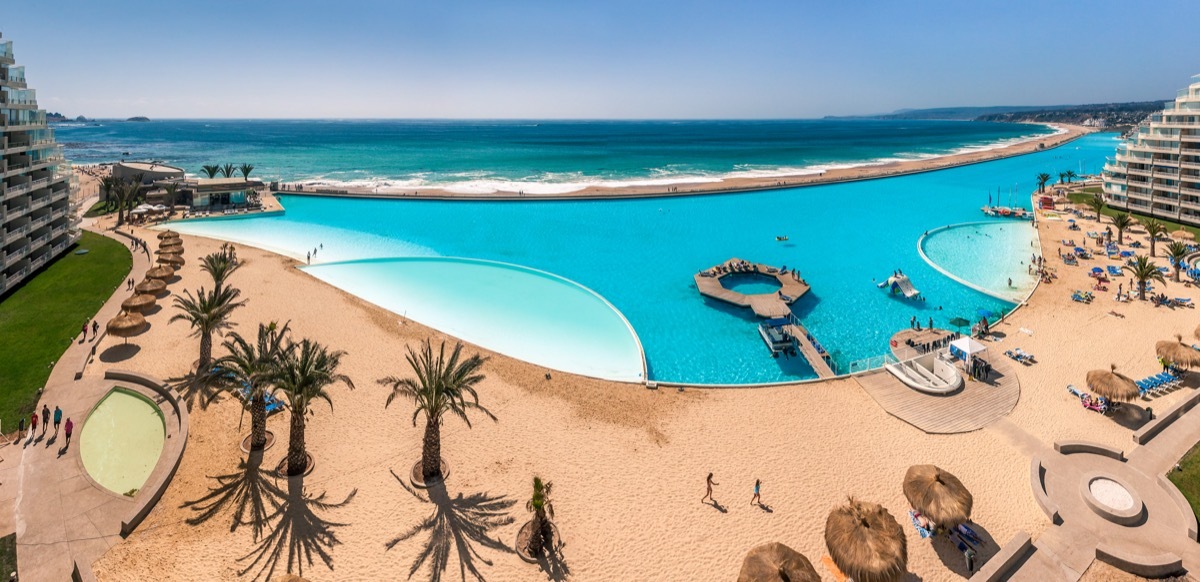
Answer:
[80, 388, 165, 496]
[169, 133, 1120, 384]
[920, 221, 1042, 303]
[302, 257, 645, 381]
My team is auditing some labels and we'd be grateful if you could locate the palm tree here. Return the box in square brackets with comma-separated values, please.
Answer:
[1165, 241, 1190, 283]
[1123, 255, 1166, 301]
[379, 340, 494, 484]
[524, 477, 555, 556]
[1085, 193, 1105, 222]
[1143, 219, 1167, 256]
[1065, 169, 1078, 183]
[209, 321, 291, 450]
[239, 164, 255, 179]
[114, 180, 139, 226]
[163, 182, 180, 215]
[1036, 173, 1051, 193]
[221, 163, 236, 178]
[170, 285, 247, 370]
[273, 338, 355, 475]
[201, 165, 221, 179]
[1111, 212, 1134, 245]
[1058, 172, 1066, 185]
[200, 251, 241, 289]
[99, 176, 117, 212]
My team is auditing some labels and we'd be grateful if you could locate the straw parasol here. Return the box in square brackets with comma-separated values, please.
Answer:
[157, 230, 180, 240]
[1171, 229, 1196, 241]
[158, 255, 185, 267]
[825, 497, 908, 582]
[121, 293, 156, 313]
[1194, 322, 1200, 342]
[1085, 364, 1140, 402]
[737, 542, 820, 582]
[1156, 334, 1200, 369]
[145, 265, 175, 281]
[155, 248, 183, 255]
[159, 241, 183, 252]
[135, 278, 167, 295]
[106, 310, 147, 344]
[902, 465, 973, 529]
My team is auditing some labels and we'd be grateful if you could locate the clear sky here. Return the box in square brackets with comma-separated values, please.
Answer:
[6, 0, 1200, 119]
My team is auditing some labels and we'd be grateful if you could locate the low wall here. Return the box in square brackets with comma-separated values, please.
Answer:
[1096, 544, 1184, 579]
[102, 369, 189, 537]
[73, 330, 106, 380]
[1054, 440, 1126, 461]
[1030, 457, 1062, 524]
[1133, 389, 1200, 445]
[969, 531, 1033, 582]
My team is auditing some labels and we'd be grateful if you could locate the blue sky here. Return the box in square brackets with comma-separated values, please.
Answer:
[5, 0, 1200, 118]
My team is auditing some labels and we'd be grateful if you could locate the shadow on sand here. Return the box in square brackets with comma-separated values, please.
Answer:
[385, 468, 515, 582]
[99, 343, 141, 363]
[182, 449, 356, 581]
[165, 369, 225, 412]
[930, 522, 999, 578]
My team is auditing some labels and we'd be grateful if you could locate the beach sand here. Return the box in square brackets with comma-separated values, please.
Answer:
[279, 124, 1093, 200]
[84, 188, 1200, 581]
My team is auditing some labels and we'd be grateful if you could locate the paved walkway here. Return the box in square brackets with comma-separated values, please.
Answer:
[854, 354, 1020, 434]
[10, 215, 156, 581]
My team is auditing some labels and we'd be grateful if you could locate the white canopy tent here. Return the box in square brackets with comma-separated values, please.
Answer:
[949, 337, 987, 364]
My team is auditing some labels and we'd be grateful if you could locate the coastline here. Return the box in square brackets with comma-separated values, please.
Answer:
[276, 123, 1093, 201]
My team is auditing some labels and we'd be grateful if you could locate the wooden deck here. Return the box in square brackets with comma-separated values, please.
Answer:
[853, 352, 1020, 434]
[784, 323, 836, 378]
[889, 328, 954, 359]
[694, 258, 810, 318]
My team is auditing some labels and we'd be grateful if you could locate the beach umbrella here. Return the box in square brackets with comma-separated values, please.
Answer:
[159, 240, 183, 250]
[158, 255, 185, 267]
[1156, 334, 1200, 369]
[154, 248, 182, 255]
[106, 310, 147, 344]
[824, 497, 907, 582]
[948, 317, 970, 330]
[121, 293, 157, 313]
[976, 308, 996, 320]
[902, 465, 973, 530]
[157, 230, 180, 240]
[1171, 229, 1195, 241]
[737, 542, 820, 582]
[1194, 323, 1200, 341]
[135, 278, 167, 296]
[145, 265, 175, 281]
[1085, 365, 1140, 402]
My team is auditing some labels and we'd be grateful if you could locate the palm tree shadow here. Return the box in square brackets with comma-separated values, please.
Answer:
[535, 540, 572, 581]
[386, 468, 516, 582]
[165, 370, 224, 411]
[181, 449, 283, 541]
[235, 474, 357, 581]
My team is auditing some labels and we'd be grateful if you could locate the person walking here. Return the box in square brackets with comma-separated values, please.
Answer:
[41, 405, 49, 436]
[53, 406, 62, 435]
[81, 322, 88, 341]
[751, 479, 761, 506]
[64, 418, 74, 446]
[701, 472, 719, 504]
[91, 320, 99, 340]
[29, 411, 38, 436]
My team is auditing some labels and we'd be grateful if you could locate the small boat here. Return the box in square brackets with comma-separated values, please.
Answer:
[775, 236, 789, 242]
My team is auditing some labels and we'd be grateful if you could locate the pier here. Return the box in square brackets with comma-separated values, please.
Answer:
[694, 258, 835, 378]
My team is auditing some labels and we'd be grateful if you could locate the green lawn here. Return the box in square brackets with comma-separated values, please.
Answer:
[0, 231, 131, 429]
[83, 199, 113, 218]
[1170, 442, 1200, 523]
[1065, 192, 1200, 240]
[0, 533, 14, 579]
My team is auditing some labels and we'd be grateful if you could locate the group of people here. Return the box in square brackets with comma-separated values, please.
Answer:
[305, 243, 324, 264]
[701, 473, 766, 509]
[905, 331, 962, 354]
[16, 404, 72, 447]
[80, 319, 100, 342]
[128, 236, 150, 256]
[910, 510, 984, 572]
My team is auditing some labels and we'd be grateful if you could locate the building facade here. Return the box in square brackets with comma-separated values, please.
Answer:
[1, 33, 79, 296]
[1102, 74, 1200, 225]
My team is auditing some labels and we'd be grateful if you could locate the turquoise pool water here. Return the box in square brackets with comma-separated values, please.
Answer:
[80, 388, 165, 495]
[170, 133, 1120, 384]
[722, 274, 783, 295]
[921, 221, 1042, 303]
[303, 257, 645, 381]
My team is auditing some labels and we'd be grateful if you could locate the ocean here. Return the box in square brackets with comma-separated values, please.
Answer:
[53, 119, 1061, 193]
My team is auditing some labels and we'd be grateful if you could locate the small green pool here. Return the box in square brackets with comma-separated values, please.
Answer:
[80, 388, 165, 496]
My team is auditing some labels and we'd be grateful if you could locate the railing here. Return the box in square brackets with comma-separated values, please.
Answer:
[847, 353, 899, 375]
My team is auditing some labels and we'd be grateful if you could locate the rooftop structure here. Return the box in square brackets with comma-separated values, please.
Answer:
[1102, 74, 1200, 225]
[112, 161, 185, 184]
[1, 32, 79, 296]
[153, 176, 264, 210]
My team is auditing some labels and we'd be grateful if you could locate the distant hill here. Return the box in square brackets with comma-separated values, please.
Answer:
[126, 116, 151, 122]
[831, 101, 1167, 127]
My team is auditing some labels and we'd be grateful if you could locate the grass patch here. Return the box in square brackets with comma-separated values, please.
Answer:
[0, 533, 15, 579]
[1063, 192, 1200, 240]
[84, 200, 114, 218]
[1170, 442, 1200, 524]
[0, 231, 131, 428]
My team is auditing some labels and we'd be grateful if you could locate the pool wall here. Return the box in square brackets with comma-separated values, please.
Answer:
[100, 369, 189, 537]
[917, 220, 1042, 304]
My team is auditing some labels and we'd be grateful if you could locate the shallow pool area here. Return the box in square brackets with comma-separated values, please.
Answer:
[721, 273, 783, 295]
[80, 388, 165, 496]
[920, 221, 1042, 302]
[170, 133, 1119, 384]
[303, 257, 646, 381]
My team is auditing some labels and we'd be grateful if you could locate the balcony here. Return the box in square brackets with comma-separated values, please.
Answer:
[2, 224, 28, 244]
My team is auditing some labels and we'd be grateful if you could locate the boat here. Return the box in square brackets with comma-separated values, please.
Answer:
[878, 273, 920, 299]
[884, 352, 963, 394]
[981, 205, 1031, 220]
[758, 318, 797, 355]
[775, 235, 789, 241]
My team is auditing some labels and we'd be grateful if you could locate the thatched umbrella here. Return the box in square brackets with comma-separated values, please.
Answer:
[1156, 334, 1200, 369]
[825, 498, 907, 582]
[135, 278, 167, 296]
[158, 255, 185, 267]
[903, 465, 972, 529]
[737, 542, 820, 582]
[1171, 229, 1196, 241]
[159, 241, 183, 252]
[145, 265, 175, 281]
[106, 310, 147, 344]
[1194, 322, 1200, 342]
[120, 293, 156, 313]
[1085, 365, 1140, 402]
[155, 248, 182, 255]
[156, 230, 180, 240]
